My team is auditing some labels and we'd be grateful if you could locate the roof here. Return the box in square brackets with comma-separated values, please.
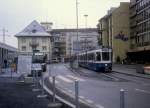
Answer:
[0, 42, 17, 52]
[15, 20, 51, 37]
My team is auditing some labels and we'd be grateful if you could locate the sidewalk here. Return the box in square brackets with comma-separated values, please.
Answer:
[0, 68, 22, 78]
[112, 64, 150, 79]
[0, 77, 50, 108]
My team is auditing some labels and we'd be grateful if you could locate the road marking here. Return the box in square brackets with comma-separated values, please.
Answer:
[95, 104, 105, 108]
[49, 77, 59, 84]
[67, 75, 85, 82]
[79, 96, 85, 99]
[68, 89, 73, 93]
[86, 99, 94, 104]
[135, 88, 150, 94]
[57, 75, 73, 83]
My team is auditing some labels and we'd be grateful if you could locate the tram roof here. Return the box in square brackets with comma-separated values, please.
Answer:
[0, 42, 17, 52]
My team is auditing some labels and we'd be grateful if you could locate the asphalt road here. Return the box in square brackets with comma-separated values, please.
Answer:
[44, 63, 150, 108]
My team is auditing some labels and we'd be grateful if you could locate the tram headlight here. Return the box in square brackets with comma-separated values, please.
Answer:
[105, 64, 108, 66]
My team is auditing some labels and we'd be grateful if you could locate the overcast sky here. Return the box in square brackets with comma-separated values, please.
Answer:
[0, 0, 129, 47]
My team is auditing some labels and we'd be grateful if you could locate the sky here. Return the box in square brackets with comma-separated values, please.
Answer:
[0, 0, 130, 48]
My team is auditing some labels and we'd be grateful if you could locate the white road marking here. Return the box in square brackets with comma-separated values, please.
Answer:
[68, 89, 73, 93]
[135, 88, 150, 94]
[79, 96, 85, 99]
[57, 75, 73, 83]
[95, 104, 105, 108]
[49, 77, 59, 84]
[67, 75, 85, 82]
[86, 99, 94, 104]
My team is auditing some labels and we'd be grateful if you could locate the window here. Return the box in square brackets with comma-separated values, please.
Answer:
[96, 52, 101, 61]
[21, 38, 26, 43]
[42, 38, 47, 43]
[102, 52, 109, 61]
[42, 46, 47, 51]
[22, 46, 26, 51]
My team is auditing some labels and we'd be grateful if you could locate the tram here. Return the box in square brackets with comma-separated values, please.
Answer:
[78, 48, 112, 72]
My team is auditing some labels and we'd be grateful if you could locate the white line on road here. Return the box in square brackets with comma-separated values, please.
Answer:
[66, 75, 85, 82]
[135, 88, 150, 94]
[57, 75, 73, 83]
[86, 99, 94, 104]
[79, 96, 85, 99]
[95, 104, 105, 108]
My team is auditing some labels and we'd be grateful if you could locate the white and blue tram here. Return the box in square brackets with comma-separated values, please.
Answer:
[78, 48, 112, 72]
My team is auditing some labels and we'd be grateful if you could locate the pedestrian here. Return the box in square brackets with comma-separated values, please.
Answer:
[12, 63, 17, 73]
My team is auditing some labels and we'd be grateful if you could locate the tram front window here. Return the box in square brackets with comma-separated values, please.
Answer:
[96, 52, 101, 61]
[102, 52, 109, 61]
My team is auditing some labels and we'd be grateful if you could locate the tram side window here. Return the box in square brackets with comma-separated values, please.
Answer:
[102, 52, 109, 61]
[96, 52, 101, 61]
[88, 53, 94, 61]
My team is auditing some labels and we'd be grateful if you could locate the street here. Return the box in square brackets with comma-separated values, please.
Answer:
[44, 63, 150, 108]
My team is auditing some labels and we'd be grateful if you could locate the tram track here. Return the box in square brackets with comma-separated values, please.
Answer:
[67, 65, 128, 82]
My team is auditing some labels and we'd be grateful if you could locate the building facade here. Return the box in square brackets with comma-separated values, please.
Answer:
[128, 0, 150, 63]
[15, 20, 52, 60]
[97, 2, 130, 62]
[48, 28, 98, 62]
[0, 42, 17, 68]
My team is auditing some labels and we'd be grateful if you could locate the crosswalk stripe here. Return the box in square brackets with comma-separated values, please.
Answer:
[57, 75, 73, 83]
[66, 75, 85, 82]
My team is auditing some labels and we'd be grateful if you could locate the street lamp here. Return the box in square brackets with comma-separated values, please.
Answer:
[75, 0, 79, 69]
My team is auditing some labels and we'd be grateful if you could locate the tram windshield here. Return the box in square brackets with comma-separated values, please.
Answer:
[96, 52, 101, 61]
[102, 52, 109, 61]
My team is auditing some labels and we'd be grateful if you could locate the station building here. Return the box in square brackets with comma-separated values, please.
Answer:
[15, 20, 52, 60]
[0, 42, 17, 68]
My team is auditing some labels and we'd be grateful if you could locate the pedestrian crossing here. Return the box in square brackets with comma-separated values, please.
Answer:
[49, 75, 85, 84]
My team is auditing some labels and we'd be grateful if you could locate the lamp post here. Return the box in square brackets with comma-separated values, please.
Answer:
[84, 14, 88, 64]
[75, 0, 79, 68]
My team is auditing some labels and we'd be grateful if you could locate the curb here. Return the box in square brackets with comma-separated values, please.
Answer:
[113, 70, 150, 80]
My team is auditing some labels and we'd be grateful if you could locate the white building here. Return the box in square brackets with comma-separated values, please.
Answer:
[15, 20, 52, 60]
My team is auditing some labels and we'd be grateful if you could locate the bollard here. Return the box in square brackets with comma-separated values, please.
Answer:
[52, 76, 56, 103]
[37, 72, 47, 98]
[48, 76, 62, 108]
[75, 80, 79, 108]
[120, 89, 125, 108]
[32, 70, 40, 92]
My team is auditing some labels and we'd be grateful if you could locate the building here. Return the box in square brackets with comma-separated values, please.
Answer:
[97, 2, 130, 62]
[128, 0, 150, 63]
[48, 28, 98, 62]
[15, 20, 52, 60]
[0, 42, 17, 68]
[50, 29, 66, 62]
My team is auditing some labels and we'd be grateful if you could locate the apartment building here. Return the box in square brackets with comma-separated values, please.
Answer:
[128, 0, 150, 63]
[48, 28, 98, 62]
[97, 2, 130, 62]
